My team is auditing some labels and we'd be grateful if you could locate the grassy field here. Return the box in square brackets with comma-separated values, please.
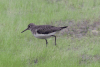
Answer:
[0, 0, 100, 67]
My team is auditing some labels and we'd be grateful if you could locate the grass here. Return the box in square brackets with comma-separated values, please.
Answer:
[0, 0, 100, 67]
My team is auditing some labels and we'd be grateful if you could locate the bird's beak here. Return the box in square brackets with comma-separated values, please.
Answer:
[21, 28, 29, 33]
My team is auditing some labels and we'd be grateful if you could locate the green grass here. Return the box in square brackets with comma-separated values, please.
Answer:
[0, 0, 100, 67]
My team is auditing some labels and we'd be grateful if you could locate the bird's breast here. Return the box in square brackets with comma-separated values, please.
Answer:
[33, 32, 56, 39]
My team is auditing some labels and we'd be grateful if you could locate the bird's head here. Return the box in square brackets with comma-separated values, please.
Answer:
[21, 23, 35, 33]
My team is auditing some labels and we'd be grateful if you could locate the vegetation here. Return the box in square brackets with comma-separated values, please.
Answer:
[0, 0, 100, 67]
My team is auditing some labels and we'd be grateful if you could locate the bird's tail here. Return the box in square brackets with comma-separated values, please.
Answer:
[60, 26, 68, 29]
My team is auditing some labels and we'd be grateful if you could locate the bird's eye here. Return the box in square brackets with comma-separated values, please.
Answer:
[28, 26, 31, 27]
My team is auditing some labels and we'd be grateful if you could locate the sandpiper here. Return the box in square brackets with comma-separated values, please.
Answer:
[21, 23, 68, 46]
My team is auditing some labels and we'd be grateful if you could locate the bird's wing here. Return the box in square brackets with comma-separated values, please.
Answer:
[37, 25, 61, 34]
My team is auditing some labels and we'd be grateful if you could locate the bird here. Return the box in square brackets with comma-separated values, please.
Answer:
[21, 23, 68, 47]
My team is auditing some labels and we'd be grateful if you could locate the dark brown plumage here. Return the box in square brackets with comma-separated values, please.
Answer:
[21, 23, 68, 46]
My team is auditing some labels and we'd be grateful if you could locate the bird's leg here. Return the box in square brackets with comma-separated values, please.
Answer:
[52, 35, 56, 46]
[45, 39, 48, 47]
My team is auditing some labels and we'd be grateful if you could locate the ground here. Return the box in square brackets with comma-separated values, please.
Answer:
[0, 0, 100, 67]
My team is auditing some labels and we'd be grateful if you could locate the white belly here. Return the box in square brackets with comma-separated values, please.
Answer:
[33, 32, 56, 39]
